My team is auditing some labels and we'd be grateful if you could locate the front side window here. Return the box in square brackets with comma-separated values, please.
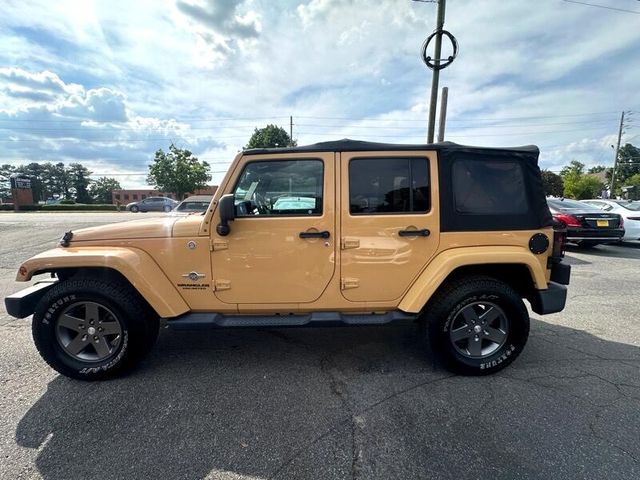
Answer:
[233, 159, 324, 216]
[349, 157, 430, 214]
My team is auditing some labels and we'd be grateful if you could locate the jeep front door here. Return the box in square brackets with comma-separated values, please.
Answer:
[212, 153, 336, 306]
[339, 151, 439, 302]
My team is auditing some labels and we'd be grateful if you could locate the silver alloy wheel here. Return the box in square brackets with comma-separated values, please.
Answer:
[449, 301, 509, 359]
[55, 301, 123, 362]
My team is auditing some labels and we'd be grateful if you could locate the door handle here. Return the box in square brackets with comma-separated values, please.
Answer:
[398, 228, 430, 237]
[299, 230, 331, 239]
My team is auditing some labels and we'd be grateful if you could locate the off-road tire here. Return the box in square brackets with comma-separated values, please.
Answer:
[422, 275, 529, 375]
[32, 277, 159, 381]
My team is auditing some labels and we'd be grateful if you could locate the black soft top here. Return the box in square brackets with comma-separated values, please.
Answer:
[243, 139, 540, 158]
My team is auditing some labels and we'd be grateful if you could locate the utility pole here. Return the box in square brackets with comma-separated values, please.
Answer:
[427, 0, 446, 143]
[437, 86, 448, 142]
[610, 111, 625, 197]
[289, 116, 294, 146]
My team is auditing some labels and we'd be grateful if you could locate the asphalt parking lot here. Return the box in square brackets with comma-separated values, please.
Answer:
[0, 212, 639, 480]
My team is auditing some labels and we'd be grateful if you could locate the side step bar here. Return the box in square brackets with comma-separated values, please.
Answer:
[166, 311, 417, 330]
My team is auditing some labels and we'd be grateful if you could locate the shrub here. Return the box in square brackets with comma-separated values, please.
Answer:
[59, 199, 76, 204]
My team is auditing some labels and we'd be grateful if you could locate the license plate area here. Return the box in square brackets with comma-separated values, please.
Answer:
[596, 220, 609, 227]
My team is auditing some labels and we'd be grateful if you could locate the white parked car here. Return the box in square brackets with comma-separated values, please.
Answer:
[581, 199, 640, 241]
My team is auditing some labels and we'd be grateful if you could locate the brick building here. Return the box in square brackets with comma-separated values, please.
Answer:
[111, 186, 218, 205]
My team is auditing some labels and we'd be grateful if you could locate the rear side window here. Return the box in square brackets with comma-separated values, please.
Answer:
[349, 158, 430, 214]
[452, 159, 527, 215]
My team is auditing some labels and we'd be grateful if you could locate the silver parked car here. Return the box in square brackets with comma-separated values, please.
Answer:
[126, 196, 178, 213]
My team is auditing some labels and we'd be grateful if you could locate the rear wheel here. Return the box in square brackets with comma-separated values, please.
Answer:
[422, 276, 529, 375]
[163, 205, 172, 212]
[32, 277, 159, 380]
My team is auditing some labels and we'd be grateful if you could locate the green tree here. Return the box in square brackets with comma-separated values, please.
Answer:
[147, 144, 211, 200]
[49, 162, 71, 199]
[90, 177, 122, 204]
[613, 143, 640, 184]
[560, 160, 585, 178]
[587, 165, 606, 174]
[541, 170, 564, 197]
[621, 173, 640, 200]
[245, 124, 296, 149]
[0, 164, 16, 200]
[560, 160, 604, 199]
[68, 163, 93, 203]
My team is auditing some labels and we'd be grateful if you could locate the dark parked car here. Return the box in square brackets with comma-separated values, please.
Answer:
[127, 196, 178, 213]
[547, 198, 624, 247]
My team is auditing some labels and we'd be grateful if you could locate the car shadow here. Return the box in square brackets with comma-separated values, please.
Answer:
[15, 321, 640, 480]
[561, 252, 591, 265]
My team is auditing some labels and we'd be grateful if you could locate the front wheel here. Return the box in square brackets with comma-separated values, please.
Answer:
[422, 276, 530, 375]
[32, 277, 159, 380]
[163, 205, 172, 212]
[129, 205, 139, 213]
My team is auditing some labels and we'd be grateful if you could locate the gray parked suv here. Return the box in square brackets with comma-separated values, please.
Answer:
[127, 196, 178, 213]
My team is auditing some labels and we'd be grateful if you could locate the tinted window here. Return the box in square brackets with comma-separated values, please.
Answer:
[233, 159, 323, 216]
[349, 158, 429, 214]
[453, 160, 527, 215]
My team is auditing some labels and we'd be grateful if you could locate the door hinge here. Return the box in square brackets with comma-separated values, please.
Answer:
[341, 277, 360, 290]
[210, 239, 228, 251]
[341, 237, 360, 250]
[214, 279, 231, 291]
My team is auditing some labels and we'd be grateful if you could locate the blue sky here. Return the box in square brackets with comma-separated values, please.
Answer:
[1, 0, 639, 188]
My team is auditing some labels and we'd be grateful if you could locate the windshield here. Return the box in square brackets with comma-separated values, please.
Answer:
[547, 198, 600, 212]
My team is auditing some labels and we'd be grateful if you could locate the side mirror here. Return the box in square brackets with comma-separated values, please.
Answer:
[216, 194, 235, 236]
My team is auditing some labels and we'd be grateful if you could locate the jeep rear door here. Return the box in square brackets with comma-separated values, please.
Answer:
[211, 152, 336, 305]
[339, 151, 440, 302]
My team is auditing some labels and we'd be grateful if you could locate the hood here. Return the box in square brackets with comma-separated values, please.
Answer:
[69, 217, 179, 242]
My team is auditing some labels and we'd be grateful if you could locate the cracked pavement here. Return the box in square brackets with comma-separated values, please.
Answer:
[1, 212, 639, 480]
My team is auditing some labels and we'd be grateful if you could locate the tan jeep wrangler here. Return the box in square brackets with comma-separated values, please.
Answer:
[5, 140, 570, 380]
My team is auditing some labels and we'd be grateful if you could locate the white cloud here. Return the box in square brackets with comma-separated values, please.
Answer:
[0, 0, 638, 187]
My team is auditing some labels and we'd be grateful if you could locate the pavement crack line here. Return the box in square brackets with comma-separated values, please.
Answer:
[318, 355, 363, 480]
[268, 372, 455, 480]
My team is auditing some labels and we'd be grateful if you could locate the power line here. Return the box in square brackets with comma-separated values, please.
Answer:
[561, 0, 640, 14]
[295, 111, 621, 122]
[0, 125, 618, 143]
[0, 110, 624, 126]
[0, 118, 618, 134]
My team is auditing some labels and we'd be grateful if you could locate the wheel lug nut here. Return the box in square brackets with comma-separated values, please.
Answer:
[98, 327, 103, 332]
[93, 336, 99, 341]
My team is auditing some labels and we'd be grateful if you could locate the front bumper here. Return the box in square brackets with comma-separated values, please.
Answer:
[4, 280, 57, 319]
